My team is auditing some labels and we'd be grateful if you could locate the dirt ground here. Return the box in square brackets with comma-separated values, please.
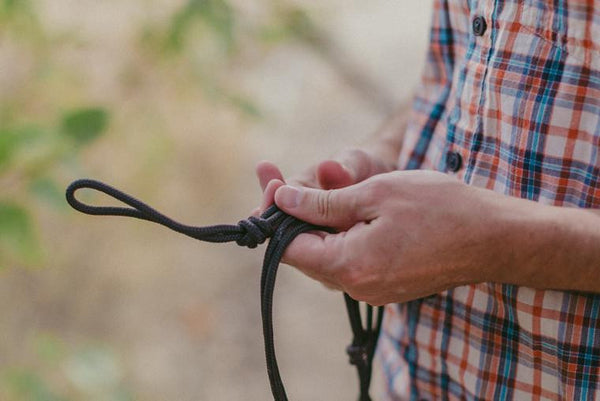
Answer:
[0, 1, 432, 399]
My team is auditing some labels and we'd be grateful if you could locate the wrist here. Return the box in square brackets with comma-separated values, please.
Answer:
[462, 189, 542, 285]
[481, 194, 577, 287]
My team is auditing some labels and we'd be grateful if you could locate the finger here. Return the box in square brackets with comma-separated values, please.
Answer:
[338, 149, 379, 182]
[259, 179, 285, 213]
[256, 160, 284, 191]
[281, 225, 366, 291]
[316, 160, 354, 189]
[337, 149, 377, 182]
[281, 231, 343, 283]
[274, 184, 375, 229]
[285, 165, 319, 190]
[317, 150, 386, 190]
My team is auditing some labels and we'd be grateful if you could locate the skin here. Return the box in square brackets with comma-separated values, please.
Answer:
[255, 108, 600, 306]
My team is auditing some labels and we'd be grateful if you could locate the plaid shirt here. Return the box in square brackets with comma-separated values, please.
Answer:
[380, 0, 600, 399]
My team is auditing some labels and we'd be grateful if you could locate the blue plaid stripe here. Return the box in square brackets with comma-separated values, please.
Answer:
[381, 286, 600, 399]
[389, 0, 600, 399]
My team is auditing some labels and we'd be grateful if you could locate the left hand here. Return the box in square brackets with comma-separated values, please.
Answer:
[272, 170, 509, 305]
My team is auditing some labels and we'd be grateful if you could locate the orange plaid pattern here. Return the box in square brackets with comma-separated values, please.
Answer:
[381, 0, 600, 399]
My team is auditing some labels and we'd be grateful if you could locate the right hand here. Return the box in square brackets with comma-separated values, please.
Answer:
[253, 148, 395, 216]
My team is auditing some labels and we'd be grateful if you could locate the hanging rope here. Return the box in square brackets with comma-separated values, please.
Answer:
[66, 178, 383, 401]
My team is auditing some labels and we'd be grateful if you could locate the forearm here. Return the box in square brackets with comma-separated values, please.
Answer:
[487, 195, 600, 293]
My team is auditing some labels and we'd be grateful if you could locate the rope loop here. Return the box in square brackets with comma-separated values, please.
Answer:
[65, 178, 383, 401]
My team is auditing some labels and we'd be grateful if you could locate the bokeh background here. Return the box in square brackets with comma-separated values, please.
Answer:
[0, 1, 432, 399]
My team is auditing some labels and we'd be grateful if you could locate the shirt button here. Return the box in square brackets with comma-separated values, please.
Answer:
[472, 16, 487, 36]
[446, 151, 462, 172]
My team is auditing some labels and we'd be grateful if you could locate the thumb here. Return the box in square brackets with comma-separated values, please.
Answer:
[274, 184, 373, 229]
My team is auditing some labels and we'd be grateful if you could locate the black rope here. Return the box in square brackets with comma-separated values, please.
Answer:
[66, 178, 384, 401]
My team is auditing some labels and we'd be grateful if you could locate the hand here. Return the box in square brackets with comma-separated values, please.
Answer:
[254, 149, 394, 216]
[271, 170, 506, 305]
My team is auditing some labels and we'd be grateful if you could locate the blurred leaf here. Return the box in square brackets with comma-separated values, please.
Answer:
[226, 93, 261, 118]
[34, 333, 66, 364]
[284, 8, 317, 42]
[110, 387, 135, 401]
[60, 108, 109, 146]
[0, 126, 48, 172]
[29, 178, 66, 210]
[0, 202, 41, 264]
[0, 0, 30, 17]
[167, 0, 235, 53]
[0, 0, 42, 40]
[3, 368, 65, 401]
[258, 25, 290, 44]
[0, 128, 18, 169]
[259, 7, 317, 45]
[64, 346, 122, 394]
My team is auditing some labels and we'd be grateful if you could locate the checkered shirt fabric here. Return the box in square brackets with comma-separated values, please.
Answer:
[381, 0, 600, 399]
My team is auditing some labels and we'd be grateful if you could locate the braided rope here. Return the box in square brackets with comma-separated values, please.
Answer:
[66, 178, 383, 401]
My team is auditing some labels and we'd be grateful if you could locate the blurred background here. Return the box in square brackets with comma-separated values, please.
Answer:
[0, 1, 432, 399]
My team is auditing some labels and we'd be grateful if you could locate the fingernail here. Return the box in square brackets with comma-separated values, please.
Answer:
[276, 186, 301, 209]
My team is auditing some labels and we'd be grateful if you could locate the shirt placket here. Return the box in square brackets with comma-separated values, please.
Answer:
[444, 0, 498, 183]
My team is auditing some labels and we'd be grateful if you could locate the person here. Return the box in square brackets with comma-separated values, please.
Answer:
[255, 0, 600, 399]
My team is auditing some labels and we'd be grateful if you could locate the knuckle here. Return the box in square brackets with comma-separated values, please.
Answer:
[316, 190, 334, 218]
[341, 149, 371, 180]
[358, 179, 389, 207]
[344, 148, 370, 165]
[337, 263, 382, 304]
[337, 265, 364, 291]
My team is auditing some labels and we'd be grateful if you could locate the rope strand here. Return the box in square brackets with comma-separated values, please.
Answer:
[66, 178, 383, 401]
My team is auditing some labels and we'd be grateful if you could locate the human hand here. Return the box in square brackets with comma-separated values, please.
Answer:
[271, 170, 505, 305]
[254, 149, 394, 216]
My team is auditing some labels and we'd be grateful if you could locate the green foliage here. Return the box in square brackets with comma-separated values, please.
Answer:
[34, 333, 66, 365]
[0, 0, 323, 267]
[226, 94, 261, 118]
[0, 128, 19, 170]
[1, 334, 133, 401]
[0, 0, 322, 394]
[0, 0, 31, 18]
[0, 0, 42, 41]
[3, 369, 66, 401]
[60, 108, 109, 146]
[29, 177, 66, 210]
[0, 127, 42, 172]
[160, 1, 319, 118]
[1, 334, 65, 400]
[0, 202, 40, 265]
[259, 7, 317, 44]
[65, 346, 123, 394]
[167, 0, 235, 53]
[0, 107, 109, 268]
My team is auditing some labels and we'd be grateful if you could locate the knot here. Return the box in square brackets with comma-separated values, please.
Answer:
[236, 216, 275, 248]
[346, 344, 369, 367]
